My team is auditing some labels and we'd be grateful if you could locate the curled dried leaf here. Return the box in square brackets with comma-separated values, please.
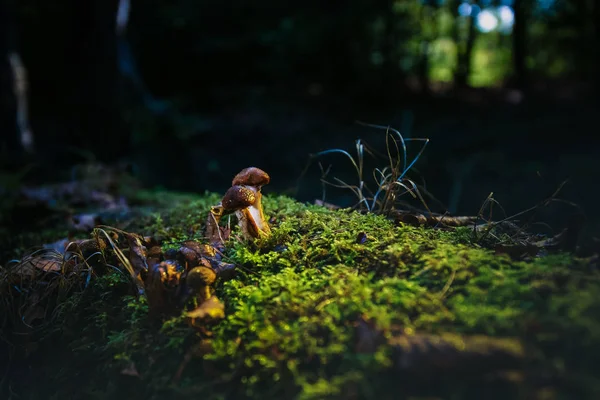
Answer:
[186, 296, 225, 324]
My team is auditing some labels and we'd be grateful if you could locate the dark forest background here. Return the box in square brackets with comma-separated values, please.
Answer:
[1, 0, 599, 235]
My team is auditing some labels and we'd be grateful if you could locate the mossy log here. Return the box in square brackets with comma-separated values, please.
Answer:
[1, 191, 599, 399]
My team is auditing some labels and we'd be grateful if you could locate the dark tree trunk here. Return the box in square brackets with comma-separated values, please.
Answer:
[417, 41, 431, 95]
[0, 0, 20, 163]
[81, 0, 129, 160]
[380, 4, 396, 90]
[379, 0, 408, 95]
[454, 1, 476, 88]
[417, 4, 433, 95]
[594, 0, 600, 91]
[512, 0, 528, 89]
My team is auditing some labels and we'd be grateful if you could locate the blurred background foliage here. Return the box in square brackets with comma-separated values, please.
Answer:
[1, 0, 599, 233]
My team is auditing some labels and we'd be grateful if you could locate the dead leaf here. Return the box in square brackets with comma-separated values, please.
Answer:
[23, 257, 63, 273]
[123, 232, 148, 275]
[187, 296, 225, 322]
[212, 262, 237, 281]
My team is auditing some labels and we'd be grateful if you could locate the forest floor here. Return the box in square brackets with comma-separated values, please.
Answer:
[1, 164, 599, 399]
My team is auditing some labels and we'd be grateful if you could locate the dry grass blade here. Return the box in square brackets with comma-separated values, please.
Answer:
[356, 121, 430, 180]
[317, 162, 332, 203]
[330, 177, 370, 211]
[312, 147, 361, 180]
[93, 226, 147, 294]
[467, 180, 586, 253]
[310, 122, 431, 215]
[0, 246, 94, 336]
[388, 178, 432, 215]
[93, 227, 134, 277]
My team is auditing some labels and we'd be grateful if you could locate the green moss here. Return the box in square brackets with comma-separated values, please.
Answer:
[3, 191, 600, 399]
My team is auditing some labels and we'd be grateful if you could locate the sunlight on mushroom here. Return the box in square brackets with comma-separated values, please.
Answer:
[205, 167, 271, 242]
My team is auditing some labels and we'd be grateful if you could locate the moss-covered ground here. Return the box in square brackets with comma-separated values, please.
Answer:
[1, 190, 600, 399]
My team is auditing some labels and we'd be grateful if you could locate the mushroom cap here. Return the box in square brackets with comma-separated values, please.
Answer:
[232, 167, 270, 187]
[186, 266, 217, 289]
[221, 185, 257, 211]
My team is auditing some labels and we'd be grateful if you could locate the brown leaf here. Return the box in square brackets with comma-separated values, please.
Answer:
[34, 258, 62, 272]
[17, 257, 63, 274]
[187, 296, 225, 323]
[123, 232, 148, 275]
[212, 261, 237, 281]
[177, 241, 220, 270]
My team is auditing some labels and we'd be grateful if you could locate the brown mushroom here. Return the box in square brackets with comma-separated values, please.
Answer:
[205, 167, 272, 242]
[232, 167, 270, 187]
[232, 167, 269, 219]
[231, 167, 271, 238]
[222, 185, 257, 212]
[186, 266, 217, 302]
[221, 185, 270, 240]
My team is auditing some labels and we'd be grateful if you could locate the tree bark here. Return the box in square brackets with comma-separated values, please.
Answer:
[379, 0, 408, 95]
[453, 1, 476, 88]
[417, 4, 434, 95]
[512, 0, 528, 89]
[0, 0, 21, 162]
[594, 0, 600, 91]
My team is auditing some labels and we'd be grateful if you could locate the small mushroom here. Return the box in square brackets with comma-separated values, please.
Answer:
[232, 167, 270, 232]
[186, 266, 217, 302]
[232, 167, 270, 187]
[222, 185, 271, 240]
[205, 167, 272, 242]
[145, 259, 183, 316]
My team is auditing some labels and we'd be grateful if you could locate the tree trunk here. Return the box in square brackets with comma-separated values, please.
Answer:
[417, 41, 431, 94]
[380, 2, 398, 91]
[512, 0, 527, 89]
[0, 0, 20, 162]
[84, 0, 129, 159]
[417, 4, 434, 95]
[454, 1, 476, 88]
[594, 0, 600, 91]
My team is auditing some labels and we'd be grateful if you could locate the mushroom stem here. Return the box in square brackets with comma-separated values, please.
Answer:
[236, 204, 270, 239]
[252, 191, 270, 233]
